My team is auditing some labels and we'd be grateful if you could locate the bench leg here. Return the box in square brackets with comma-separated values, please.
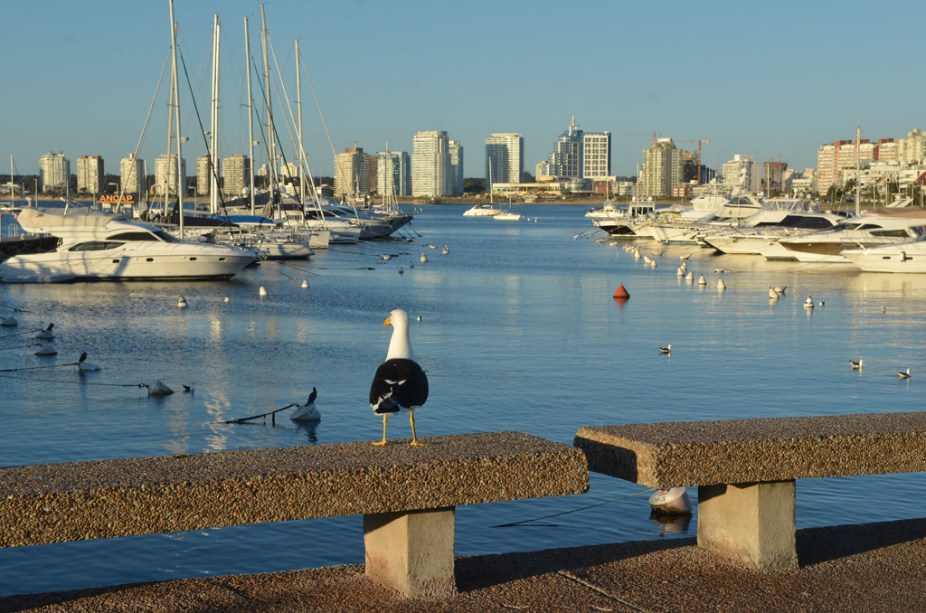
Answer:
[363, 507, 456, 598]
[697, 480, 797, 570]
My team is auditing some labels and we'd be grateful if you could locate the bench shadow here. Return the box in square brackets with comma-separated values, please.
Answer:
[797, 517, 926, 567]
[455, 537, 693, 592]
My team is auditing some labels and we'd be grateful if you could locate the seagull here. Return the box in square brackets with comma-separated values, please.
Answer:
[659, 344, 672, 355]
[77, 352, 101, 372]
[369, 309, 429, 446]
[679, 253, 692, 261]
[804, 296, 814, 309]
[291, 386, 321, 422]
[850, 359, 864, 370]
[420, 253, 428, 264]
[182, 383, 194, 393]
[178, 296, 188, 309]
[897, 368, 911, 379]
[441, 245, 449, 255]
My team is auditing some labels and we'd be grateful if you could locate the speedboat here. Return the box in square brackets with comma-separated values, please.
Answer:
[843, 238, 926, 273]
[463, 203, 501, 217]
[0, 207, 258, 283]
[777, 212, 926, 263]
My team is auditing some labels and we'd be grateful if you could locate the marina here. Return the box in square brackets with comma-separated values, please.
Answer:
[1, 203, 924, 597]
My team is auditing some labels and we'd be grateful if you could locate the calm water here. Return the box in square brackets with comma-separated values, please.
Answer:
[1, 204, 924, 597]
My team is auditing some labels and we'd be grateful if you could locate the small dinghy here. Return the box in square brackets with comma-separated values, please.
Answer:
[649, 487, 692, 515]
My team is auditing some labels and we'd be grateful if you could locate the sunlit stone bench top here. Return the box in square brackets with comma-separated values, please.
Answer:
[574, 412, 926, 489]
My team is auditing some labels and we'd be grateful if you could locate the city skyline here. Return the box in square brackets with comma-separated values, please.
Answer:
[2, 1, 923, 182]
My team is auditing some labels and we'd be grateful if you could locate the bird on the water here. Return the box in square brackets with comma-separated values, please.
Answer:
[897, 368, 911, 379]
[178, 296, 188, 309]
[369, 309, 429, 446]
[291, 386, 321, 422]
[850, 359, 864, 370]
[659, 344, 672, 355]
[77, 352, 101, 372]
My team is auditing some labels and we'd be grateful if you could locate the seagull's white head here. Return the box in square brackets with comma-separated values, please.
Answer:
[385, 308, 413, 361]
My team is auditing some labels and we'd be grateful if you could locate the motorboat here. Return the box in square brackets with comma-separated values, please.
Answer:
[463, 203, 501, 217]
[493, 211, 522, 222]
[777, 211, 926, 263]
[591, 198, 656, 237]
[843, 239, 926, 273]
[701, 208, 845, 256]
[649, 193, 763, 244]
[0, 207, 258, 283]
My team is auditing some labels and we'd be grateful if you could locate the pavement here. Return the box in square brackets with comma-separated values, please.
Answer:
[2, 518, 924, 612]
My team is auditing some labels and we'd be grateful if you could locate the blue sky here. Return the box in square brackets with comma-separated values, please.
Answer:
[3, 0, 923, 180]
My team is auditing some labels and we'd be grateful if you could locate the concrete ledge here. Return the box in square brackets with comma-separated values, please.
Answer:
[575, 412, 926, 489]
[0, 431, 589, 548]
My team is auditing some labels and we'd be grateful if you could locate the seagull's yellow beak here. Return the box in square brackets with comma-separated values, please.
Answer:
[384, 316, 392, 327]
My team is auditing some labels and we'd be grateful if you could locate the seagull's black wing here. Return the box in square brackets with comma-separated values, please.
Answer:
[370, 358, 428, 414]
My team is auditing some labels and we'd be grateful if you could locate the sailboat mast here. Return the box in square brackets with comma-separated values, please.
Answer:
[855, 126, 861, 216]
[260, 3, 274, 182]
[168, 0, 184, 237]
[210, 14, 221, 216]
[296, 38, 305, 206]
[244, 16, 256, 215]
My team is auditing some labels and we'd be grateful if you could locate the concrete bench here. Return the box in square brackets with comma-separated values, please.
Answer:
[575, 412, 926, 570]
[0, 431, 588, 598]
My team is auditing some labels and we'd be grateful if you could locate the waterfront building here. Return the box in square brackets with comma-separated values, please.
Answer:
[485, 133, 524, 187]
[154, 154, 186, 197]
[722, 154, 755, 194]
[376, 149, 411, 197]
[897, 129, 926, 165]
[334, 146, 371, 199]
[582, 131, 611, 180]
[120, 154, 145, 202]
[814, 140, 874, 194]
[39, 151, 69, 193]
[76, 155, 104, 195]
[223, 155, 249, 197]
[641, 138, 679, 197]
[449, 140, 464, 195]
[545, 117, 583, 179]
[196, 155, 213, 196]
[412, 130, 451, 197]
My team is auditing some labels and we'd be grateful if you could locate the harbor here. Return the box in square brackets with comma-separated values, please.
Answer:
[1, 204, 924, 602]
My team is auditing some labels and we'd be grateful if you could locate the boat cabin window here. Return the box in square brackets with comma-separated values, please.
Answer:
[68, 241, 124, 252]
[106, 230, 177, 243]
[871, 229, 917, 238]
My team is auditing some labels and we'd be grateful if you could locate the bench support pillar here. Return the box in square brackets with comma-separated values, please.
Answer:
[697, 480, 797, 570]
[363, 507, 456, 597]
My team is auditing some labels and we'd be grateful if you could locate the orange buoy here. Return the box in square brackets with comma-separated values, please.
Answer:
[612, 283, 630, 302]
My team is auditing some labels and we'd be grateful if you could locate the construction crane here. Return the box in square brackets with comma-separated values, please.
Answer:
[677, 138, 710, 184]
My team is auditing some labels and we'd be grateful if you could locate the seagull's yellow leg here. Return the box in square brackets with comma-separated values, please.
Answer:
[373, 414, 388, 446]
[409, 411, 426, 446]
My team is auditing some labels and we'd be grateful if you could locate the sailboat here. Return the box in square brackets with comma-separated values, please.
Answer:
[463, 163, 502, 217]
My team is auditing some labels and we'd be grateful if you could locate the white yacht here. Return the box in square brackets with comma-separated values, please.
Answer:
[463, 203, 502, 217]
[649, 194, 763, 244]
[843, 239, 926, 273]
[776, 212, 926, 263]
[701, 205, 844, 256]
[0, 207, 258, 283]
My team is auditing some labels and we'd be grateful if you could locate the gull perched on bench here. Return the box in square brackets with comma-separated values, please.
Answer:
[370, 309, 429, 446]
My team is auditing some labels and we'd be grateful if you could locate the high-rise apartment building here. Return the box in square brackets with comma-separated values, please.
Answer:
[641, 138, 679, 197]
[814, 141, 874, 194]
[76, 155, 104, 194]
[196, 155, 213, 196]
[545, 117, 584, 179]
[449, 140, 464, 196]
[334, 146, 371, 199]
[377, 150, 411, 197]
[223, 155, 250, 197]
[120, 154, 145, 201]
[897, 129, 925, 165]
[412, 130, 451, 197]
[582, 132, 611, 180]
[722, 154, 755, 193]
[485, 133, 524, 186]
[39, 151, 69, 193]
[154, 154, 186, 197]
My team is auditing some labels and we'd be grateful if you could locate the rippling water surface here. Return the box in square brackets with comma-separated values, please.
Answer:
[1, 204, 924, 596]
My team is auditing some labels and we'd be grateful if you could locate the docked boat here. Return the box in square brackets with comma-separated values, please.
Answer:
[843, 239, 926, 273]
[701, 207, 844, 256]
[649, 193, 763, 244]
[463, 203, 501, 217]
[777, 211, 926, 263]
[0, 207, 258, 283]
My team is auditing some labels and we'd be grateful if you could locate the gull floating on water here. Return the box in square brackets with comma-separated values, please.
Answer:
[897, 368, 911, 379]
[804, 296, 815, 309]
[850, 359, 864, 370]
[178, 296, 188, 309]
[659, 344, 672, 355]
